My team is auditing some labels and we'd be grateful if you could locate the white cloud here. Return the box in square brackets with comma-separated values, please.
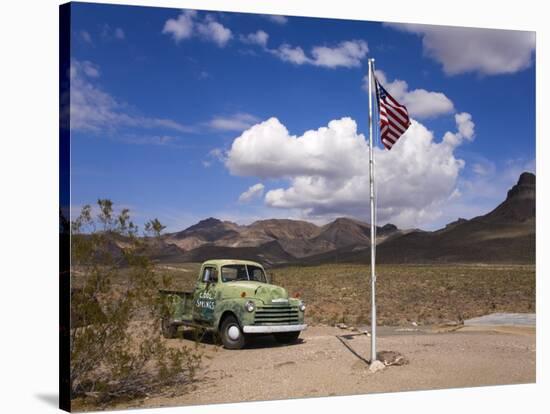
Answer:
[272, 44, 310, 65]
[472, 159, 496, 176]
[203, 148, 226, 167]
[101, 24, 126, 40]
[455, 112, 475, 140]
[387, 23, 535, 76]
[114, 27, 125, 40]
[367, 70, 454, 118]
[226, 117, 367, 179]
[442, 112, 475, 147]
[265, 15, 288, 25]
[118, 134, 178, 146]
[208, 113, 260, 131]
[163, 10, 232, 47]
[270, 40, 369, 68]
[310, 40, 369, 68]
[162, 10, 195, 42]
[197, 15, 232, 47]
[240, 30, 269, 47]
[225, 114, 476, 228]
[80, 30, 92, 44]
[69, 60, 192, 134]
[238, 183, 265, 203]
[210, 148, 224, 160]
[74, 60, 100, 78]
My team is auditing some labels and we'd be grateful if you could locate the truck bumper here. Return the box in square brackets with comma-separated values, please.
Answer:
[242, 324, 307, 334]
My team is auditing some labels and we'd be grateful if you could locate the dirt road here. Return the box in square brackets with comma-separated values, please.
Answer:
[116, 323, 536, 410]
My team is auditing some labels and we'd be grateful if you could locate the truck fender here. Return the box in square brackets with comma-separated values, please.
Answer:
[217, 310, 240, 331]
[215, 298, 257, 331]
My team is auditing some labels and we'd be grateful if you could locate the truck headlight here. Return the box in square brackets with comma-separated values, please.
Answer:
[245, 301, 255, 312]
[299, 302, 306, 312]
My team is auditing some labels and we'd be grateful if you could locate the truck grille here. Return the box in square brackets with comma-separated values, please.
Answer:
[254, 305, 300, 325]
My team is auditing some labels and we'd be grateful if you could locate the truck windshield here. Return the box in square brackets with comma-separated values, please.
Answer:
[221, 265, 266, 283]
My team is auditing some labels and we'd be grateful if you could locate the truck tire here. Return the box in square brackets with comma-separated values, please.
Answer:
[161, 318, 178, 339]
[274, 331, 300, 344]
[220, 315, 246, 349]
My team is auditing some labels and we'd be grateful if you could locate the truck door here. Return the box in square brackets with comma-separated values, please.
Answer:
[192, 265, 218, 324]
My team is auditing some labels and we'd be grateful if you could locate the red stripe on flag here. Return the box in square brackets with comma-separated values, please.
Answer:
[375, 76, 411, 150]
[385, 105, 409, 128]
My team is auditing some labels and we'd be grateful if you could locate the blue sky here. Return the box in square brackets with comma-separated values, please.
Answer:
[69, 2, 536, 231]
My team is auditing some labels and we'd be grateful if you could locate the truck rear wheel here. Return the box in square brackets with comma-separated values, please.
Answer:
[274, 331, 300, 344]
[161, 318, 178, 339]
[220, 315, 246, 349]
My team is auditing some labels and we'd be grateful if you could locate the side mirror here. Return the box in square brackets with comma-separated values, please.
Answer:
[266, 273, 272, 284]
[210, 271, 219, 284]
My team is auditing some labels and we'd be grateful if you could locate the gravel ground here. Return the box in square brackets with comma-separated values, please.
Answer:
[114, 324, 536, 410]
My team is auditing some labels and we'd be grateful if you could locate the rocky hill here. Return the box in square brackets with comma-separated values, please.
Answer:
[324, 172, 535, 264]
[162, 215, 402, 262]
[127, 172, 535, 266]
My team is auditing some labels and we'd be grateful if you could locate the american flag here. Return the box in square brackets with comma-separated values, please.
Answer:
[375, 77, 411, 150]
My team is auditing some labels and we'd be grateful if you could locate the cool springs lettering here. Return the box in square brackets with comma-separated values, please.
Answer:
[196, 291, 215, 310]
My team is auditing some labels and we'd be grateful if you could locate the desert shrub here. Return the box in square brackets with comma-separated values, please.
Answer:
[70, 200, 201, 404]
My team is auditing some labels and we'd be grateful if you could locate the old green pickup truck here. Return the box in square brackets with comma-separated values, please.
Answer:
[160, 259, 307, 349]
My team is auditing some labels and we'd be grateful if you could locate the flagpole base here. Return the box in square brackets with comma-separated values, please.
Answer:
[369, 359, 385, 373]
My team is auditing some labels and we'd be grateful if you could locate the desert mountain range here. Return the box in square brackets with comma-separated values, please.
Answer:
[151, 172, 535, 266]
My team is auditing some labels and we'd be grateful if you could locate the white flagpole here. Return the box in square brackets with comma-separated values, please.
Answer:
[367, 58, 378, 364]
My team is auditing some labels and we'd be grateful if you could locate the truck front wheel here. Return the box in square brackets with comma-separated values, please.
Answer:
[220, 315, 246, 349]
[274, 331, 300, 344]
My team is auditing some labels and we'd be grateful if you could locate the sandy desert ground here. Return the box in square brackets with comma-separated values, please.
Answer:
[71, 262, 535, 411]
[107, 320, 535, 411]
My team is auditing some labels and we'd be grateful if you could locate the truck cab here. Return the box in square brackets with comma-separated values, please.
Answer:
[161, 259, 307, 349]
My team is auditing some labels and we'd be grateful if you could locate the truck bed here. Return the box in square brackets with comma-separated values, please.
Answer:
[159, 289, 194, 324]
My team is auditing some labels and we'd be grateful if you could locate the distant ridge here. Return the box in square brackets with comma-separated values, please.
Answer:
[163, 215, 403, 261]
[111, 172, 535, 266]
[374, 172, 535, 264]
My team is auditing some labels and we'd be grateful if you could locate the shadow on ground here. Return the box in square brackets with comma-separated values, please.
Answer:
[180, 328, 304, 349]
[35, 393, 58, 408]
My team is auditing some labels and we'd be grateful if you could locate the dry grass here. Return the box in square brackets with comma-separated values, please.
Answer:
[271, 263, 535, 326]
[142, 262, 535, 327]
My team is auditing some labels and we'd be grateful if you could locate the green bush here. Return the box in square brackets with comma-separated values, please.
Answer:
[70, 200, 201, 404]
